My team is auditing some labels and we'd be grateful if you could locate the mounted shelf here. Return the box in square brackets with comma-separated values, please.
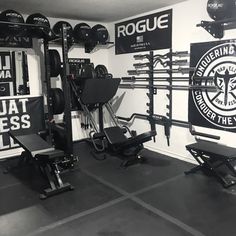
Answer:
[197, 17, 236, 38]
[49, 38, 114, 53]
[0, 21, 113, 53]
[0, 20, 60, 44]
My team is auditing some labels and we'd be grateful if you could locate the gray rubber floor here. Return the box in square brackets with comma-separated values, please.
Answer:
[0, 142, 235, 236]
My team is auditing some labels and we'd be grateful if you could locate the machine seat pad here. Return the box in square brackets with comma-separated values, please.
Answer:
[35, 149, 65, 161]
[186, 140, 236, 159]
[103, 127, 127, 145]
[119, 130, 156, 149]
[104, 126, 156, 148]
[9, 133, 52, 153]
[80, 78, 121, 105]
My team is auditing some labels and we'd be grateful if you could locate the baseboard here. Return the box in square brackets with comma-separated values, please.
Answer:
[145, 145, 197, 164]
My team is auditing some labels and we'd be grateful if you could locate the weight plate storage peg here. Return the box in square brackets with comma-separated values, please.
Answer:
[49, 49, 61, 77]
[74, 23, 92, 42]
[0, 9, 25, 37]
[26, 13, 51, 38]
[91, 24, 109, 43]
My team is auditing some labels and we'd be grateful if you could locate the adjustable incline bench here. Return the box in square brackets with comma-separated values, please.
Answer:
[9, 132, 74, 199]
[185, 139, 236, 188]
[103, 126, 156, 166]
[70, 78, 156, 167]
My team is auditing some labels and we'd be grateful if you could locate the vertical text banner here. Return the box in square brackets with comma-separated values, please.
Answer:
[0, 96, 45, 150]
[115, 9, 172, 55]
[189, 39, 236, 132]
[0, 52, 14, 96]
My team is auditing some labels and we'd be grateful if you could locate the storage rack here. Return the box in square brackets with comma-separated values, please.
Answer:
[118, 49, 201, 145]
[0, 21, 74, 159]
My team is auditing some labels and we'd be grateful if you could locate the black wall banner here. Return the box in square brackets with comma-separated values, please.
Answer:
[0, 36, 32, 48]
[0, 96, 45, 151]
[189, 39, 236, 132]
[0, 51, 15, 96]
[115, 9, 172, 55]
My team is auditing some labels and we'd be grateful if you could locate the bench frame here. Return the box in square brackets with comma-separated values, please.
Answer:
[8, 132, 74, 199]
[185, 141, 236, 188]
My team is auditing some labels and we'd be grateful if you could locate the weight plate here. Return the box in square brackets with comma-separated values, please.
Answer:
[95, 64, 108, 79]
[49, 49, 61, 77]
[50, 88, 65, 114]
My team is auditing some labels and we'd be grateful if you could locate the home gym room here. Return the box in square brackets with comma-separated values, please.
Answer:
[0, 0, 236, 235]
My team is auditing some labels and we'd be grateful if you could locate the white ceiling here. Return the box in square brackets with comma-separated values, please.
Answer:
[0, 0, 186, 22]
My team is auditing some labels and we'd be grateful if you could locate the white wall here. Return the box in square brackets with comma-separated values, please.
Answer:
[107, 0, 236, 163]
[2, 1, 236, 162]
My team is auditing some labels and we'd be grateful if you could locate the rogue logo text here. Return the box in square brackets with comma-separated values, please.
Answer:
[190, 40, 236, 131]
[115, 9, 172, 54]
[117, 14, 169, 38]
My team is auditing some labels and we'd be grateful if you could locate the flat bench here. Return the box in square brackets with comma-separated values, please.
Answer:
[9, 132, 74, 199]
[185, 140, 236, 188]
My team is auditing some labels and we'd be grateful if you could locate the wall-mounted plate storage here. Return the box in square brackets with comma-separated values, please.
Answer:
[49, 39, 114, 53]
[0, 21, 58, 41]
[197, 17, 236, 38]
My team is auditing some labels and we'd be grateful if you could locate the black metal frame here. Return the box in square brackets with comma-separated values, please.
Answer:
[61, 24, 73, 158]
[43, 23, 75, 162]
[197, 17, 236, 39]
[0, 21, 77, 188]
[11, 51, 17, 95]
[8, 132, 74, 199]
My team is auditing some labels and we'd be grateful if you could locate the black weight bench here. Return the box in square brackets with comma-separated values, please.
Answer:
[185, 140, 236, 188]
[8, 132, 74, 199]
[103, 126, 156, 166]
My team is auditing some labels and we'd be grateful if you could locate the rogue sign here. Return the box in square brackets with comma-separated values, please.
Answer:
[115, 9, 172, 54]
[0, 52, 15, 96]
